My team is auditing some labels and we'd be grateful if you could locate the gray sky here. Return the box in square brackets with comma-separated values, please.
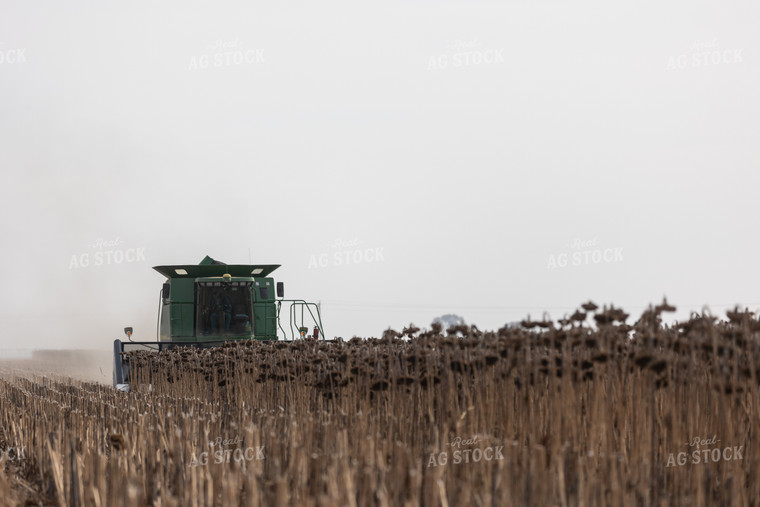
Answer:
[1, 1, 758, 349]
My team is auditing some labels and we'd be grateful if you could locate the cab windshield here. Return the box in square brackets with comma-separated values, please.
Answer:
[196, 281, 254, 337]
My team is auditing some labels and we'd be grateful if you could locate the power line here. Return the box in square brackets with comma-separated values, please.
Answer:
[320, 301, 760, 313]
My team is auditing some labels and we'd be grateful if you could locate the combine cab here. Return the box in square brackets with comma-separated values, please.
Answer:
[113, 255, 324, 390]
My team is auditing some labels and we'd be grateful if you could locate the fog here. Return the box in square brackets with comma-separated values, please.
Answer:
[1, 1, 758, 350]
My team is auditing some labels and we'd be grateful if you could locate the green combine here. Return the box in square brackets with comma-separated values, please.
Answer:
[113, 255, 324, 391]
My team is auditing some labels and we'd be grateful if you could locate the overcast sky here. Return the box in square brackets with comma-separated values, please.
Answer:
[1, 1, 758, 350]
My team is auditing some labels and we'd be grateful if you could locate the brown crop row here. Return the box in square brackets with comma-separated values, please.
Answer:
[1, 302, 759, 505]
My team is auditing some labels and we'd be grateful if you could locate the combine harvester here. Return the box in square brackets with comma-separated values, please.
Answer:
[113, 255, 325, 391]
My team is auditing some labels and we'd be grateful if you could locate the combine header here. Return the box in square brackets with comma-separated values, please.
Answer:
[113, 255, 324, 390]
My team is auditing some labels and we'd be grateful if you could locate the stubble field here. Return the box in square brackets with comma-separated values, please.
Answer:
[0, 301, 758, 506]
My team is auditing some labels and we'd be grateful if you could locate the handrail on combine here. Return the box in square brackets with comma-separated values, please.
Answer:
[276, 299, 325, 340]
